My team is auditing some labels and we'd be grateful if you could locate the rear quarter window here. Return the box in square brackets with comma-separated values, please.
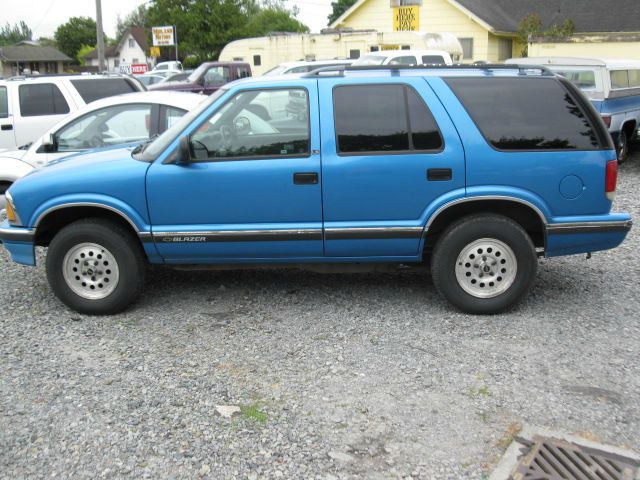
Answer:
[445, 77, 604, 151]
[70, 78, 138, 103]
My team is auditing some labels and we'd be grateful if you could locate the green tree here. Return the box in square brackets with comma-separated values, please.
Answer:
[116, 4, 149, 39]
[0, 21, 32, 46]
[76, 44, 96, 65]
[517, 13, 575, 57]
[327, 0, 357, 26]
[147, 0, 308, 61]
[54, 17, 97, 59]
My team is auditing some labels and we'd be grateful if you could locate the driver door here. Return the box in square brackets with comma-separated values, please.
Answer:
[146, 84, 323, 262]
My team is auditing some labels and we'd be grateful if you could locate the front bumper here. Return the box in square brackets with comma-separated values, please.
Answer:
[0, 219, 36, 265]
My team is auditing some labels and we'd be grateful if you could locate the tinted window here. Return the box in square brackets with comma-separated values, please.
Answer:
[190, 88, 309, 161]
[422, 55, 445, 64]
[0, 87, 7, 118]
[19, 83, 70, 117]
[333, 84, 442, 153]
[70, 78, 138, 103]
[610, 70, 629, 89]
[56, 104, 152, 152]
[390, 56, 417, 65]
[446, 77, 600, 150]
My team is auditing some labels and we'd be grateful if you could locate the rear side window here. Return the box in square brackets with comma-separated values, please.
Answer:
[70, 78, 138, 103]
[445, 77, 601, 150]
[0, 87, 7, 118]
[333, 84, 443, 154]
[422, 55, 445, 64]
[19, 83, 70, 117]
[610, 70, 629, 89]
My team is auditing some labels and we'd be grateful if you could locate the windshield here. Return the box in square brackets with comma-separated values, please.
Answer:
[187, 63, 210, 83]
[353, 55, 385, 66]
[133, 89, 227, 161]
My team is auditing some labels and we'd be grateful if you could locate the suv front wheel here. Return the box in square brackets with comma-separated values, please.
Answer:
[46, 219, 145, 315]
[431, 214, 537, 314]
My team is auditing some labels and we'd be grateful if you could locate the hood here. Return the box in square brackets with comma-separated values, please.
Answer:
[0, 149, 27, 161]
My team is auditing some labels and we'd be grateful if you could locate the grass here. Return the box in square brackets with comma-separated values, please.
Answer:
[240, 403, 268, 424]
[496, 421, 522, 451]
[470, 385, 491, 397]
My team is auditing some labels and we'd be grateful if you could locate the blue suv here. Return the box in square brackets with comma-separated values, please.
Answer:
[0, 65, 632, 315]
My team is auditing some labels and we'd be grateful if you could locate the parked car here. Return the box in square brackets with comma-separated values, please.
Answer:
[0, 74, 146, 150]
[263, 59, 353, 76]
[137, 74, 167, 87]
[149, 62, 251, 95]
[352, 49, 454, 67]
[0, 64, 631, 315]
[0, 91, 204, 195]
[507, 57, 640, 162]
[150, 61, 183, 73]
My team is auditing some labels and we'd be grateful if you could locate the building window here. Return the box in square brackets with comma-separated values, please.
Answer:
[114, 59, 120, 67]
[132, 58, 139, 64]
[390, 0, 422, 5]
[497, 37, 513, 61]
[253, 55, 261, 66]
[458, 38, 474, 59]
[349, 49, 360, 59]
[128, 38, 135, 48]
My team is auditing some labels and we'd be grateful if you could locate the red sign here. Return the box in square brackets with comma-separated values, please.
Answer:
[131, 64, 148, 74]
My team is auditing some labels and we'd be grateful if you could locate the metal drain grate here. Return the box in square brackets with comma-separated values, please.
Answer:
[510, 435, 640, 480]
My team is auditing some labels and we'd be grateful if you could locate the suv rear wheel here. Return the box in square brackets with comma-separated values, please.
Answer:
[431, 214, 537, 314]
[46, 219, 145, 315]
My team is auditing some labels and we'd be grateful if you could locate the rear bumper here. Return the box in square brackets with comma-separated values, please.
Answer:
[0, 221, 35, 265]
[545, 218, 632, 257]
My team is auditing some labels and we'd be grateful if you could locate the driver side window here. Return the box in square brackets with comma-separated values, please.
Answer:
[56, 104, 152, 152]
[189, 88, 310, 161]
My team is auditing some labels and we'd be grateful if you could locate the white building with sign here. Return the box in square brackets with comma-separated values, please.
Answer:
[84, 27, 152, 73]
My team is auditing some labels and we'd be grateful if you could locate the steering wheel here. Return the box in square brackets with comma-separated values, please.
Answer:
[219, 124, 236, 150]
[191, 139, 209, 159]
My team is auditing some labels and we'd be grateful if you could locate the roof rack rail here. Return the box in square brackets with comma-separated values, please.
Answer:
[303, 63, 556, 78]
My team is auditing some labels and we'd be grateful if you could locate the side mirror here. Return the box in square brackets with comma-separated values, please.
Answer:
[41, 133, 56, 153]
[175, 136, 192, 165]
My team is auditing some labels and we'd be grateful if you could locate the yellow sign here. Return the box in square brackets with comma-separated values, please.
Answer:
[150, 46, 161, 58]
[393, 6, 419, 31]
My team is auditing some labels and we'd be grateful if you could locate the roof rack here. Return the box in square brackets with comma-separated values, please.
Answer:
[302, 63, 556, 78]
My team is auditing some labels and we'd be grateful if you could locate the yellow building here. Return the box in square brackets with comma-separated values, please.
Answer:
[330, 0, 640, 63]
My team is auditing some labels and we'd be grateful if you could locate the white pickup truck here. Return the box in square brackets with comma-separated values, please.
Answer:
[0, 74, 144, 150]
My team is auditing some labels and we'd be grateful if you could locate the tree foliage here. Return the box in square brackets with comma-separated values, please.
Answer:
[146, 0, 309, 61]
[517, 13, 575, 57]
[54, 17, 97, 59]
[327, 0, 358, 26]
[116, 4, 149, 39]
[0, 21, 32, 46]
[76, 44, 96, 65]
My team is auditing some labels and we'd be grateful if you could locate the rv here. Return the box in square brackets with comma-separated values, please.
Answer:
[219, 30, 463, 75]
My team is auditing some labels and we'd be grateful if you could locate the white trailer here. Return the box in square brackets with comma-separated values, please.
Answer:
[219, 30, 463, 75]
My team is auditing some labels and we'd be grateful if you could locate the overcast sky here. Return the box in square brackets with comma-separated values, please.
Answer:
[3, 0, 334, 39]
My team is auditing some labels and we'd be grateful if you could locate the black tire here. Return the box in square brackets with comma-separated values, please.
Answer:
[0, 182, 10, 195]
[431, 214, 537, 314]
[46, 219, 145, 315]
[617, 129, 629, 164]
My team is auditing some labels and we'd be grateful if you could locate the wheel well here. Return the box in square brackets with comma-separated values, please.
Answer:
[0, 181, 11, 194]
[34, 206, 141, 247]
[622, 120, 637, 140]
[423, 200, 545, 256]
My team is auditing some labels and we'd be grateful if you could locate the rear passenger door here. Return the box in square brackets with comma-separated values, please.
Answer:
[0, 86, 15, 148]
[318, 77, 465, 258]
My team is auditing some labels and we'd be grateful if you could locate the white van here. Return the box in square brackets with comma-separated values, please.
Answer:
[352, 49, 453, 66]
[507, 57, 640, 162]
[0, 74, 145, 150]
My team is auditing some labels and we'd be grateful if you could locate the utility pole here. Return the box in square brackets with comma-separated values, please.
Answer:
[95, 0, 106, 71]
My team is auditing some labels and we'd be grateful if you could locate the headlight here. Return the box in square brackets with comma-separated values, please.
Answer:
[4, 192, 21, 225]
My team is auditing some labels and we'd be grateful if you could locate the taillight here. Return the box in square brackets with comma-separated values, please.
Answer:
[605, 159, 618, 201]
[601, 115, 612, 128]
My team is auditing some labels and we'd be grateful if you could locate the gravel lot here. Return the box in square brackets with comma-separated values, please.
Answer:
[1, 153, 639, 479]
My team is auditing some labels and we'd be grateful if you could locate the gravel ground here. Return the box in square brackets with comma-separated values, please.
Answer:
[1, 153, 639, 480]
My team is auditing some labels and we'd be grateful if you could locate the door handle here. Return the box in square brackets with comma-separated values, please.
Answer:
[0, 124, 13, 131]
[293, 172, 318, 185]
[427, 168, 452, 181]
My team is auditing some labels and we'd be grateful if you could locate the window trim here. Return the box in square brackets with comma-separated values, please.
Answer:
[332, 83, 445, 157]
[188, 86, 312, 163]
[444, 76, 610, 153]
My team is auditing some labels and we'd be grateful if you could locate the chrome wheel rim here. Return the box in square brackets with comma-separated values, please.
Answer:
[455, 238, 517, 299]
[62, 243, 119, 300]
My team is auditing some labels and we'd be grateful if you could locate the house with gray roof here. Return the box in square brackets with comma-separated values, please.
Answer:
[0, 43, 71, 77]
[83, 27, 152, 73]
